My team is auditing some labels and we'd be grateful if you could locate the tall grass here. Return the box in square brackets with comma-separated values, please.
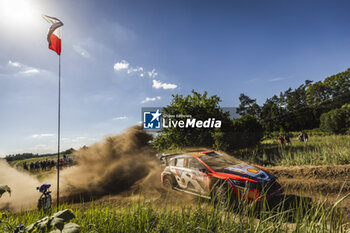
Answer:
[1, 193, 349, 232]
[235, 135, 350, 166]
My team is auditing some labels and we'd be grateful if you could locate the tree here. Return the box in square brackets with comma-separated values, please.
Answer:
[306, 81, 330, 105]
[260, 95, 286, 132]
[236, 93, 261, 118]
[320, 105, 350, 134]
[285, 80, 312, 111]
[231, 115, 264, 149]
[260, 80, 319, 132]
[153, 90, 263, 151]
[323, 69, 350, 97]
[153, 90, 232, 151]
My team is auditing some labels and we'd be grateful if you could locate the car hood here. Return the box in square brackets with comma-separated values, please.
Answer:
[220, 164, 275, 182]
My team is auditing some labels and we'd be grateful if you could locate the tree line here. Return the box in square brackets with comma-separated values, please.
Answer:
[4, 148, 75, 162]
[237, 68, 350, 134]
[153, 90, 264, 151]
[154, 68, 350, 151]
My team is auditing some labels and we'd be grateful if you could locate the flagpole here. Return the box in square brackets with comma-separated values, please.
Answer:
[57, 53, 61, 209]
[42, 14, 63, 210]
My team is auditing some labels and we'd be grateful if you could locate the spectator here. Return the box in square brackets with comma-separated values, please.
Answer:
[23, 162, 28, 171]
[298, 131, 304, 142]
[35, 161, 40, 172]
[19, 157, 75, 173]
[284, 135, 291, 145]
[278, 135, 285, 145]
[303, 131, 308, 142]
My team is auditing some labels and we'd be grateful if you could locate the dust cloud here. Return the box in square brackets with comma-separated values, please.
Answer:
[59, 125, 163, 200]
[0, 126, 165, 210]
[0, 160, 40, 210]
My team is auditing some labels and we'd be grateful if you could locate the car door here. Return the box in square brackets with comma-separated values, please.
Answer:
[173, 157, 188, 189]
[186, 158, 210, 194]
[180, 158, 194, 190]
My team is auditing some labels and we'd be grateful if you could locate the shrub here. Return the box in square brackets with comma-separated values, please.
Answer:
[230, 115, 264, 149]
[320, 105, 350, 134]
[211, 130, 230, 151]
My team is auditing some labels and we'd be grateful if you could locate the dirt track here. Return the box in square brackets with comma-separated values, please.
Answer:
[269, 165, 350, 194]
[114, 163, 350, 216]
[268, 165, 350, 222]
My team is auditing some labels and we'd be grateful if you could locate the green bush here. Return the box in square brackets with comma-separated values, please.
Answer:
[230, 115, 264, 149]
[211, 130, 230, 151]
[320, 105, 350, 134]
[153, 90, 232, 151]
[153, 91, 264, 152]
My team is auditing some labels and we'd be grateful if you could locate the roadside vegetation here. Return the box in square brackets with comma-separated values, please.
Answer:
[5, 148, 75, 167]
[235, 134, 350, 166]
[1, 193, 349, 233]
[154, 68, 349, 153]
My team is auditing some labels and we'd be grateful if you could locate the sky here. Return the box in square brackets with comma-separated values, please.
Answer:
[1, 0, 350, 156]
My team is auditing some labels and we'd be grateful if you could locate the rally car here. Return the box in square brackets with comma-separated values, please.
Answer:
[160, 151, 283, 203]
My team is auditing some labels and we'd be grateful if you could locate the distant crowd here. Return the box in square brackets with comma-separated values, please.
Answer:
[21, 155, 75, 172]
[278, 131, 309, 146]
[297, 131, 309, 142]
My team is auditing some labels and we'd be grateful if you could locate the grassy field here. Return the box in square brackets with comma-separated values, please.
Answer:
[1, 134, 349, 232]
[1, 193, 349, 233]
[234, 135, 350, 166]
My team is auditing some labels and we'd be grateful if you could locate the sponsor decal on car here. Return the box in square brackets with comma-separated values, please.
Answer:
[247, 168, 259, 174]
[226, 164, 272, 181]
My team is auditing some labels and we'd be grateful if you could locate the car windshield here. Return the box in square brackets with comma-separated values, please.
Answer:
[201, 154, 241, 171]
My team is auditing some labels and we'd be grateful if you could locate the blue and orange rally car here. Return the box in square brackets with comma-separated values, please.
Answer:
[161, 151, 283, 203]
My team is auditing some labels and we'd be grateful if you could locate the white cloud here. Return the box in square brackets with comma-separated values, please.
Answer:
[148, 69, 158, 78]
[269, 77, 285, 82]
[141, 96, 161, 103]
[114, 60, 130, 71]
[152, 80, 177, 90]
[244, 78, 260, 84]
[113, 60, 159, 78]
[8, 61, 21, 67]
[71, 136, 87, 142]
[21, 68, 40, 74]
[61, 136, 94, 143]
[127, 66, 144, 77]
[113, 116, 128, 120]
[6, 61, 43, 76]
[31, 144, 52, 151]
[31, 133, 55, 139]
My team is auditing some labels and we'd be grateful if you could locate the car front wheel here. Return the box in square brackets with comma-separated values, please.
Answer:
[211, 181, 237, 206]
[163, 176, 174, 189]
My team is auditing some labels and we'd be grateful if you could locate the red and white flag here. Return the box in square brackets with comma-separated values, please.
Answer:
[42, 15, 63, 55]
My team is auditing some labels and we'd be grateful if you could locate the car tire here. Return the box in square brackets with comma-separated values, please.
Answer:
[163, 176, 174, 189]
[211, 181, 236, 206]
